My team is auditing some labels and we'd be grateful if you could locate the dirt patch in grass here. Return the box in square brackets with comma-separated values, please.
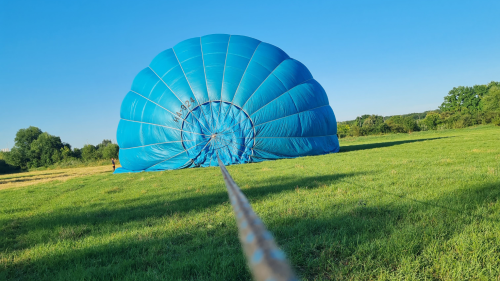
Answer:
[0, 165, 120, 190]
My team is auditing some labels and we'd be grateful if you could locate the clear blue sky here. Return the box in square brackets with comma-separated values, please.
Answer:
[1, 0, 499, 149]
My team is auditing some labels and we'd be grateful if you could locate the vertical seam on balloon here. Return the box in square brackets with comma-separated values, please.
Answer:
[240, 58, 290, 110]
[214, 101, 254, 133]
[211, 138, 222, 161]
[216, 78, 314, 135]
[200, 37, 219, 131]
[287, 92, 302, 138]
[245, 65, 289, 158]
[221, 42, 262, 125]
[208, 136, 218, 165]
[287, 92, 299, 113]
[218, 35, 231, 125]
[148, 138, 213, 169]
[226, 142, 249, 159]
[218, 137, 254, 157]
[129, 90, 201, 130]
[224, 141, 252, 160]
[177, 136, 215, 168]
[207, 139, 215, 166]
[119, 118, 210, 136]
[214, 138, 224, 166]
[148, 66, 212, 134]
[171, 47, 214, 133]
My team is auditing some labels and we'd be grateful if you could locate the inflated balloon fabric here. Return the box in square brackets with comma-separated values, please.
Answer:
[115, 34, 339, 173]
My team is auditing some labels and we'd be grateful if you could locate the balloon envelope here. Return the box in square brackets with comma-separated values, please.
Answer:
[115, 34, 339, 173]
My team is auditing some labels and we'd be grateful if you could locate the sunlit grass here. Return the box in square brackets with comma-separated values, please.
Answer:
[0, 165, 120, 190]
[0, 125, 499, 280]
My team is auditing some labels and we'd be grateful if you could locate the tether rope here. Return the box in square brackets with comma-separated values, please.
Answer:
[217, 155, 298, 281]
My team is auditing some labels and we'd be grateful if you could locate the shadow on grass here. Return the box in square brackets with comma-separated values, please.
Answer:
[340, 137, 449, 153]
[278, 180, 500, 279]
[0, 172, 365, 253]
[1, 173, 498, 280]
[0, 228, 251, 281]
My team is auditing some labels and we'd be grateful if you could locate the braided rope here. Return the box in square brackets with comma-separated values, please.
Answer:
[217, 155, 298, 281]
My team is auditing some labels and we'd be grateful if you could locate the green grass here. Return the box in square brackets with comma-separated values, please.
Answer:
[1, 125, 499, 280]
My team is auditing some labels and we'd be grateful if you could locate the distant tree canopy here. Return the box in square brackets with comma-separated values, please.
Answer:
[337, 81, 500, 138]
[3, 127, 119, 171]
[481, 85, 500, 112]
[439, 82, 499, 113]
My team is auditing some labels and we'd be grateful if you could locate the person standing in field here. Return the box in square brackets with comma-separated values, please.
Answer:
[111, 158, 116, 172]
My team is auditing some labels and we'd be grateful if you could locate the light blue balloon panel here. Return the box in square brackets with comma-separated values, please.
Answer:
[115, 34, 339, 173]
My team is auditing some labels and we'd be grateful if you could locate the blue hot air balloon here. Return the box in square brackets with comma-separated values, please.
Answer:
[115, 34, 339, 173]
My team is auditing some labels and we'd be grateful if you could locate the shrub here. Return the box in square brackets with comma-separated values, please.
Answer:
[376, 123, 391, 134]
[337, 124, 350, 138]
[493, 116, 500, 126]
[422, 112, 440, 130]
[402, 117, 420, 132]
[349, 125, 362, 137]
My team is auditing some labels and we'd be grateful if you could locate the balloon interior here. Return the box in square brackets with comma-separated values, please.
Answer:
[115, 34, 339, 173]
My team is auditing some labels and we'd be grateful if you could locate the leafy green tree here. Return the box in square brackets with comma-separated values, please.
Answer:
[386, 116, 406, 133]
[402, 117, 419, 132]
[493, 116, 500, 126]
[422, 112, 441, 130]
[439, 86, 481, 113]
[60, 146, 73, 159]
[103, 144, 119, 159]
[52, 149, 62, 163]
[354, 115, 371, 127]
[5, 126, 43, 169]
[361, 115, 384, 134]
[97, 140, 112, 150]
[481, 86, 500, 112]
[30, 132, 64, 167]
[376, 123, 391, 134]
[337, 124, 350, 138]
[94, 149, 103, 160]
[72, 148, 82, 159]
[5, 148, 25, 169]
[349, 125, 362, 137]
[0, 152, 21, 174]
[81, 144, 97, 161]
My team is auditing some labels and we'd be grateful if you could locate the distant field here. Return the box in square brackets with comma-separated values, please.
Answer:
[1, 125, 499, 280]
[0, 165, 118, 190]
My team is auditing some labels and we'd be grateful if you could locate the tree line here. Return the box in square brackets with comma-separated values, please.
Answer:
[0, 126, 119, 172]
[337, 81, 500, 138]
[1, 81, 498, 173]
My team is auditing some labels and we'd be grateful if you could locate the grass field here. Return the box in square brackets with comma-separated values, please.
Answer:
[0, 165, 119, 190]
[1, 125, 499, 280]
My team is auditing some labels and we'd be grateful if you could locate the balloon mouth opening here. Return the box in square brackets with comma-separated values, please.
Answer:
[180, 101, 255, 167]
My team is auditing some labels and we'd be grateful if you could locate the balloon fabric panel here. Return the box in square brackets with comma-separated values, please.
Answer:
[115, 34, 339, 173]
